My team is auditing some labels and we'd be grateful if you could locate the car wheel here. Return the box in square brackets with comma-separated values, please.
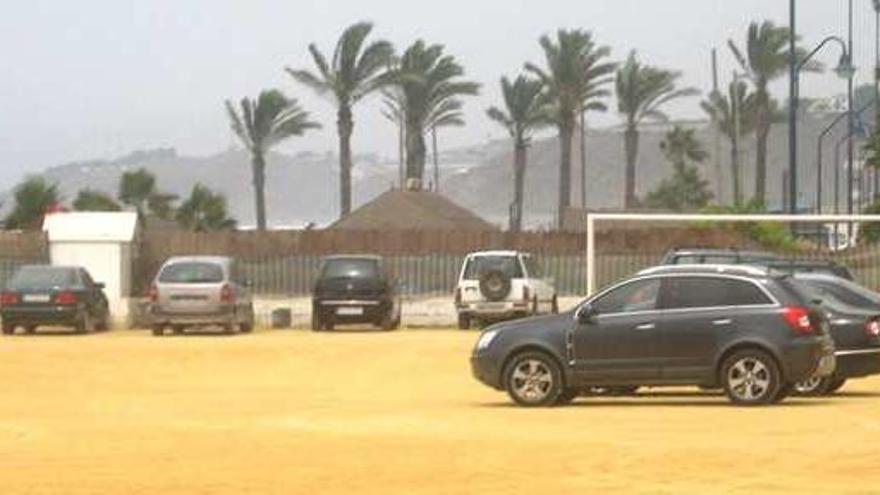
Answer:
[172, 325, 185, 335]
[240, 305, 255, 333]
[380, 311, 398, 331]
[457, 313, 471, 330]
[75, 312, 93, 334]
[2, 324, 15, 335]
[793, 376, 832, 396]
[721, 349, 781, 406]
[152, 325, 164, 336]
[551, 295, 559, 314]
[503, 351, 563, 407]
[24, 325, 37, 334]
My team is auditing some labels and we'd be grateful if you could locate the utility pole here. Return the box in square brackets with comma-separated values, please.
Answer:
[847, 0, 855, 215]
[788, 0, 797, 214]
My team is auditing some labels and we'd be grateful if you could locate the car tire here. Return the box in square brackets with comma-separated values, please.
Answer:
[152, 325, 164, 336]
[551, 295, 559, 314]
[721, 349, 781, 406]
[172, 325, 185, 335]
[240, 305, 255, 333]
[2, 324, 15, 335]
[24, 325, 37, 334]
[75, 312, 93, 334]
[503, 351, 564, 407]
[380, 312, 398, 332]
[793, 376, 832, 396]
[457, 313, 471, 330]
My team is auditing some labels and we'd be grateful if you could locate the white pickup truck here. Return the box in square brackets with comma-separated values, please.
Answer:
[454, 250, 558, 329]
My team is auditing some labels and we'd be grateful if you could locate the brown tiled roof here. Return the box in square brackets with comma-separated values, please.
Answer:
[329, 190, 497, 232]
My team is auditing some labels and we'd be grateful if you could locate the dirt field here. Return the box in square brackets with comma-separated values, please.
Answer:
[1, 329, 880, 494]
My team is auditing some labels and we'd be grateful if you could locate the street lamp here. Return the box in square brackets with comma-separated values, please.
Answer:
[789, 34, 853, 214]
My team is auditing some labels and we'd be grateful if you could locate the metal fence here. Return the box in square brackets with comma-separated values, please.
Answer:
[236, 248, 880, 298]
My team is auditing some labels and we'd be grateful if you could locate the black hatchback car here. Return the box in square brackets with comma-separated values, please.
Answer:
[471, 265, 836, 406]
[311, 255, 401, 331]
[0, 265, 110, 335]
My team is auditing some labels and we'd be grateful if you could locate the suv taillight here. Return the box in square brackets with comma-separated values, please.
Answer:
[148, 284, 159, 304]
[54, 291, 78, 305]
[0, 291, 19, 306]
[220, 284, 234, 304]
[781, 306, 814, 335]
[523, 286, 531, 302]
[866, 317, 880, 337]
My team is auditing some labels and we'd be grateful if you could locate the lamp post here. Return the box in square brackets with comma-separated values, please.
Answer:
[790, 34, 853, 214]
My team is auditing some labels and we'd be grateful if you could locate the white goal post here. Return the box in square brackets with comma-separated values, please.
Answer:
[585, 213, 880, 296]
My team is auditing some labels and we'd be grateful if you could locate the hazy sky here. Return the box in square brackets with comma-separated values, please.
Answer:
[0, 0, 876, 189]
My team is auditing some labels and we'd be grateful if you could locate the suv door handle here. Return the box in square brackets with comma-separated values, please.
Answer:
[635, 323, 656, 331]
[713, 319, 733, 326]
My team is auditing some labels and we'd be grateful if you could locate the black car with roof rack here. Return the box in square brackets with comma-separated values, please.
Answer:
[661, 247, 853, 280]
[471, 264, 836, 406]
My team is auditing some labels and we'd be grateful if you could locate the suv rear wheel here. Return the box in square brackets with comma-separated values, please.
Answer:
[721, 349, 781, 406]
[503, 351, 563, 407]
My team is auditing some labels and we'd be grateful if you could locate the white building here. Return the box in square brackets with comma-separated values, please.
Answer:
[42, 211, 140, 327]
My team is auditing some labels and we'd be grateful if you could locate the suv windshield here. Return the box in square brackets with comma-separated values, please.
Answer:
[9, 267, 78, 289]
[321, 258, 380, 279]
[463, 255, 524, 280]
[159, 262, 224, 284]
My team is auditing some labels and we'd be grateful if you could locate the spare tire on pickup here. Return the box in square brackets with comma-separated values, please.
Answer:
[479, 269, 512, 302]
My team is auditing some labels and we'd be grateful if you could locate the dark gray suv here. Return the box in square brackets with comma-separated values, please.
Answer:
[471, 265, 836, 406]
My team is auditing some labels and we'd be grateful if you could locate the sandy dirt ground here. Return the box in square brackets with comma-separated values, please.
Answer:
[2, 329, 880, 494]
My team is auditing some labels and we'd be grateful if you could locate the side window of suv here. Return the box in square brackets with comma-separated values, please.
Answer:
[592, 278, 661, 315]
[663, 277, 772, 309]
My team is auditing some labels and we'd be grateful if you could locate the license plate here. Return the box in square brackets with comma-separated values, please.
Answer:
[23, 294, 51, 303]
[336, 307, 363, 316]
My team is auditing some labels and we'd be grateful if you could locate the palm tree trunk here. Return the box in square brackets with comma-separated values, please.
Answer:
[558, 125, 574, 228]
[405, 121, 426, 188]
[337, 106, 354, 217]
[511, 141, 528, 232]
[398, 120, 406, 188]
[580, 112, 587, 209]
[730, 135, 742, 206]
[251, 152, 267, 231]
[754, 93, 770, 206]
[624, 124, 640, 208]
[432, 126, 439, 192]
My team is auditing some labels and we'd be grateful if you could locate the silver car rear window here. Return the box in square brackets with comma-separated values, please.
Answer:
[159, 262, 224, 284]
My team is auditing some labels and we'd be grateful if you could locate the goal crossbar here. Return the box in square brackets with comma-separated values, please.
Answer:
[585, 213, 880, 295]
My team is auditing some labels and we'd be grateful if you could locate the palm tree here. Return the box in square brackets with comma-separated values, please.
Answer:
[286, 22, 394, 217]
[380, 88, 407, 188]
[4, 177, 60, 230]
[728, 21, 818, 204]
[387, 40, 479, 188]
[701, 80, 758, 205]
[225, 89, 320, 230]
[660, 126, 709, 170]
[525, 29, 615, 226]
[176, 184, 237, 231]
[118, 168, 178, 220]
[487, 75, 548, 232]
[616, 51, 698, 208]
[73, 189, 121, 212]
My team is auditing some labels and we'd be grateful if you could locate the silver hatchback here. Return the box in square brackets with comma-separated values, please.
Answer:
[149, 256, 255, 335]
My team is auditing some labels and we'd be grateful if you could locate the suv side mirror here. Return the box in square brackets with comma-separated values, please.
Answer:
[576, 304, 598, 324]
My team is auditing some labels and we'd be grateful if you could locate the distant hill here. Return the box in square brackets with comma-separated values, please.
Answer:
[0, 113, 847, 229]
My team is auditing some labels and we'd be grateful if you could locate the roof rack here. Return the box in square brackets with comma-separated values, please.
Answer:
[637, 264, 771, 277]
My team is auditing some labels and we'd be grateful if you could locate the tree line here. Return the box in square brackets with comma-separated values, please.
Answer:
[3, 19, 816, 232]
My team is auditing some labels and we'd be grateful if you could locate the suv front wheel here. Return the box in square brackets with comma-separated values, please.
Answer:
[721, 349, 782, 406]
[503, 351, 563, 407]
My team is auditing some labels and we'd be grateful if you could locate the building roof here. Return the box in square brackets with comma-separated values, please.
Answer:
[43, 211, 139, 242]
[329, 190, 497, 232]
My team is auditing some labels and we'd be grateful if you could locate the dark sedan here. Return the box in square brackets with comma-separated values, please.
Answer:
[471, 265, 836, 406]
[0, 265, 110, 335]
[791, 273, 880, 395]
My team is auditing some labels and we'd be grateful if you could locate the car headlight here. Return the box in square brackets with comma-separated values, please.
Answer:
[475, 330, 499, 351]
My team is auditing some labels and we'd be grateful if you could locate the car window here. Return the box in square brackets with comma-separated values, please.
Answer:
[80, 269, 95, 287]
[463, 256, 524, 280]
[321, 258, 380, 279]
[663, 277, 771, 309]
[522, 256, 544, 278]
[703, 255, 738, 264]
[9, 267, 78, 289]
[592, 278, 661, 315]
[671, 255, 700, 265]
[809, 280, 877, 308]
[159, 262, 225, 284]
